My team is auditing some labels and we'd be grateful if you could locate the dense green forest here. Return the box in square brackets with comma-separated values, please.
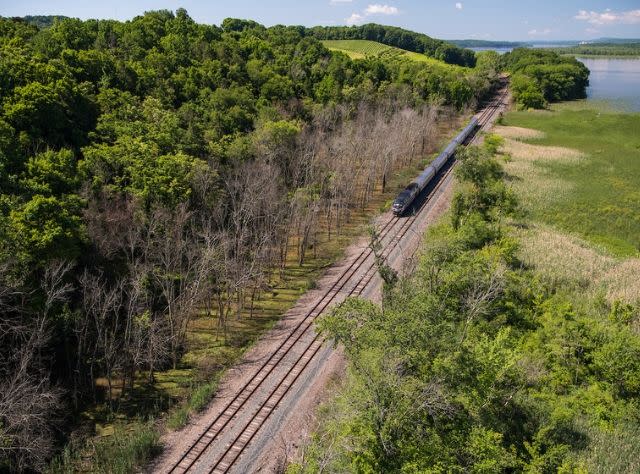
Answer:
[501, 49, 590, 109]
[0, 10, 596, 472]
[0, 11, 496, 471]
[294, 139, 640, 473]
[309, 24, 477, 67]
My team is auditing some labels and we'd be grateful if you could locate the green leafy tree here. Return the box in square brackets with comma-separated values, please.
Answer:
[24, 149, 79, 195]
[502, 49, 588, 109]
[451, 145, 517, 231]
[8, 194, 85, 263]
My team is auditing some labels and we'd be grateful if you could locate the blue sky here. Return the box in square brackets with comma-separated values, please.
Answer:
[2, 0, 640, 40]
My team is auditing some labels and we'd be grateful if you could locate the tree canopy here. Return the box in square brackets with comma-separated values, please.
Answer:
[0, 11, 495, 471]
[501, 48, 590, 109]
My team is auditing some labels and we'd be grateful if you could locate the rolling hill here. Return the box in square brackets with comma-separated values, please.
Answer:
[309, 24, 476, 67]
[322, 39, 467, 70]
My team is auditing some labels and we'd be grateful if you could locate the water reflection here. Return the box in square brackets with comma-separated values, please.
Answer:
[577, 58, 640, 112]
[468, 49, 640, 111]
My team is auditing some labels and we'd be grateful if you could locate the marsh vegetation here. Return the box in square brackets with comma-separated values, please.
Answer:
[293, 124, 640, 472]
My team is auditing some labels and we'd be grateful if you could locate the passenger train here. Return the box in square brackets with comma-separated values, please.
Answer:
[392, 117, 479, 216]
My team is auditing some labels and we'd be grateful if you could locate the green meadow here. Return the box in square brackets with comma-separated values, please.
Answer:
[321, 39, 466, 70]
[322, 39, 392, 59]
[502, 104, 640, 257]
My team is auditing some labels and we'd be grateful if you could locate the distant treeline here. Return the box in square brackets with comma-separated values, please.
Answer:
[550, 42, 640, 56]
[449, 39, 529, 48]
[588, 37, 640, 44]
[8, 17, 477, 67]
[8, 15, 68, 29]
[501, 48, 590, 109]
[308, 23, 476, 67]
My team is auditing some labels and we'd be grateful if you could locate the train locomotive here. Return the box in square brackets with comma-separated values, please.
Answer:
[391, 117, 479, 216]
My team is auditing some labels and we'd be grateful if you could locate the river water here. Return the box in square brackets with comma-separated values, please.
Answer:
[576, 57, 640, 112]
[471, 47, 640, 112]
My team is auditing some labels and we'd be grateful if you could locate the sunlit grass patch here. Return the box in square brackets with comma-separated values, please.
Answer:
[597, 258, 640, 303]
[508, 170, 572, 212]
[321, 39, 467, 71]
[501, 159, 573, 216]
[512, 222, 640, 304]
[497, 132, 586, 214]
[502, 137, 584, 163]
[579, 423, 640, 473]
[513, 223, 615, 289]
[493, 125, 546, 140]
[551, 99, 629, 114]
[322, 39, 393, 57]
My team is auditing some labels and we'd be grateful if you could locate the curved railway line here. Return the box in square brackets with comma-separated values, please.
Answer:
[164, 80, 510, 474]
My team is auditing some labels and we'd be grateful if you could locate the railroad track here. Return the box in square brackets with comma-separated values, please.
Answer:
[168, 181, 412, 474]
[356, 81, 509, 291]
[165, 81, 509, 474]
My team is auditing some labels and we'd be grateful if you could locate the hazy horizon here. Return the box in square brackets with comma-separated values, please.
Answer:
[9, 13, 640, 44]
[3, 1, 640, 42]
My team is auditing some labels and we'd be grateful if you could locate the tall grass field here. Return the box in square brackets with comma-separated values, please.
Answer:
[501, 104, 640, 257]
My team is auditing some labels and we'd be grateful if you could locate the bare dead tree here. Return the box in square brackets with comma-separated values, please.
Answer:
[80, 270, 125, 406]
[209, 159, 288, 334]
[0, 262, 68, 472]
[147, 204, 217, 368]
[0, 317, 62, 472]
[295, 100, 441, 243]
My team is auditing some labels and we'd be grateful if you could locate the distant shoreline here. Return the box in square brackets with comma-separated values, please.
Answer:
[565, 53, 640, 59]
